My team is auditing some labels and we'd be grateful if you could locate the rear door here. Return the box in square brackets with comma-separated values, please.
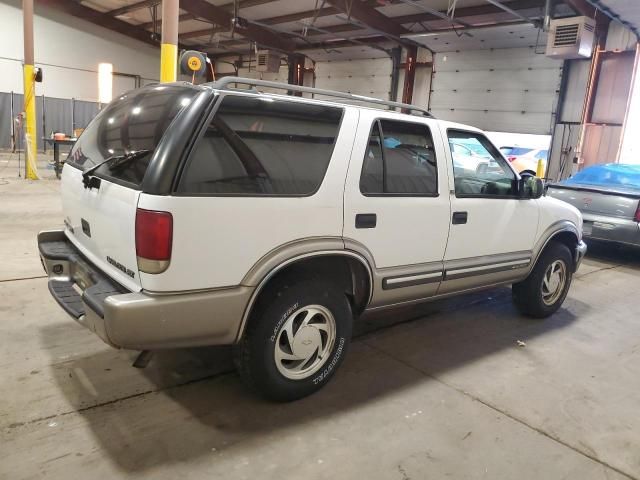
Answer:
[61, 85, 199, 291]
[343, 111, 451, 307]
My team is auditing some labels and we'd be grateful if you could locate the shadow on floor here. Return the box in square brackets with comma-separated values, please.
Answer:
[584, 240, 640, 269]
[42, 285, 590, 472]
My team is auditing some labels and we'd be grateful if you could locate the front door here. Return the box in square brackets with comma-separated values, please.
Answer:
[439, 128, 539, 294]
[343, 111, 452, 307]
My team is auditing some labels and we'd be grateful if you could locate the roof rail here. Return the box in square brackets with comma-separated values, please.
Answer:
[208, 76, 434, 118]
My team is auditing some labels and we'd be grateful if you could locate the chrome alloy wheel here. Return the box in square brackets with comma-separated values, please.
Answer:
[274, 304, 337, 380]
[541, 260, 567, 306]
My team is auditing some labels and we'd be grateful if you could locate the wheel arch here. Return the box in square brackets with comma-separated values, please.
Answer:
[236, 250, 373, 341]
[531, 221, 580, 273]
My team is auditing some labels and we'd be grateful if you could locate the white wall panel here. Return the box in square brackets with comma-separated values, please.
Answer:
[430, 47, 562, 134]
[0, 0, 159, 101]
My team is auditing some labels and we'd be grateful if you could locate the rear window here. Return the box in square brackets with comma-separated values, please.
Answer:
[66, 85, 198, 187]
[563, 164, 640, 192]
[177, 95, 343, 196]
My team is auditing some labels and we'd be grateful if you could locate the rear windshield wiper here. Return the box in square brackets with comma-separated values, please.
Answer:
[81, 149, 150, 187]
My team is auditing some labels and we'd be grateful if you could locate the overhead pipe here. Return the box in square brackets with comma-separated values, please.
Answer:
[543, 0, 555, 32]
[484, 0, 540, 28]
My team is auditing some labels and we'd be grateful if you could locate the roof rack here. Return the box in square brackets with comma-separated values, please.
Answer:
[209, 76, 435, 118]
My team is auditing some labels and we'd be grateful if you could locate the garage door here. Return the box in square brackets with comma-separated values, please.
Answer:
[315, 58, 392, 100]
[429, 47, 562, 135]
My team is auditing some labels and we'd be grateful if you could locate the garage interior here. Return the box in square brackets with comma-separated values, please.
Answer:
[1, 0, 640, 478]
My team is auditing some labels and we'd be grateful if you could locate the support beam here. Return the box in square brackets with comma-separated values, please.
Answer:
[401, 45, 417, 105]
[191, 0, 546, 48]
[37, 0, 158, 46]
[23, 0, 38, 179]
[483, 0, 540, 27]
[379, 0, 545, 25]
[107, 0, 158, 18]
[140, 12, 194, 30]
[325, 0, 410, 42]
[562, 0, 598, 17]
[160, 0, 179, 82]
[180, 0, 296, 52]
[287, 54, 305, 96]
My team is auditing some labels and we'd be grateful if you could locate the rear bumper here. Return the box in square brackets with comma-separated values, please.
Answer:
[582, 214, 640, 247]
[38, 230, 252, 349]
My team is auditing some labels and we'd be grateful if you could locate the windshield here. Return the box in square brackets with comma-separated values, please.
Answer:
[67, 84, 198, 187]
[562, 164, 640, 192]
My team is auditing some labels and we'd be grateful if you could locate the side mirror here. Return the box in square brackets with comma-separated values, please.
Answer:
[518, 174, 544, 199]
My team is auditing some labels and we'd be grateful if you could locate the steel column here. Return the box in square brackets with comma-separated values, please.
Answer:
[23, 0, 38, 179]
[160, 0, 179, 82]
[402, 46, 417, 106]
[287, 54, 305, 96]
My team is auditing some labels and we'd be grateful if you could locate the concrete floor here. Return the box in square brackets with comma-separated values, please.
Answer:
[1, 152, 640, 479]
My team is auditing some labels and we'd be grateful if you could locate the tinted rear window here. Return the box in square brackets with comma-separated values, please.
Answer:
[177, 95, 343, 196]
[67, 85, 198, 187]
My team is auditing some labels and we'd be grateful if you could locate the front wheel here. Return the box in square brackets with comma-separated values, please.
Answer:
[235, 278, 352, 401]
[512, 242, 573, 318]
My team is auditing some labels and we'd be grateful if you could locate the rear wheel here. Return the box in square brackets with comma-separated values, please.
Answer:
[512, 242, 573, 318]
[235, 278, 352, 401]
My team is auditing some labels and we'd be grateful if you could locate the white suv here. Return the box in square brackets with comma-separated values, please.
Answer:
[38, 78, 586, 401]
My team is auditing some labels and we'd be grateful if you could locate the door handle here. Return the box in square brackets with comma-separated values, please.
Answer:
[355, 213, 377, 229]
[452, 211, 468, 225]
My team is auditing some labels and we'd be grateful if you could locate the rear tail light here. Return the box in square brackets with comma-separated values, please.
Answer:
[507, 156, 516, 162]
[135, 208, 173, 274]
[634, 202, 640, 223]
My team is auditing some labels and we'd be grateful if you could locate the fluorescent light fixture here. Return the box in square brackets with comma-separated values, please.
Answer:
[98, 63, 113, 104]
[401, 32, 443, 38]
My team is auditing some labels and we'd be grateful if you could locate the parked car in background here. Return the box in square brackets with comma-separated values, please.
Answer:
[450, 141, 490, 173]
[510, 149, 549, 176]
[547, 164, 640, 247]
[500, 146, 533, 160]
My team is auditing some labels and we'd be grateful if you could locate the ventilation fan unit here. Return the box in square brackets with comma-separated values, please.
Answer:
[546, 16, 595, 59]
[255, 50, 280, 73]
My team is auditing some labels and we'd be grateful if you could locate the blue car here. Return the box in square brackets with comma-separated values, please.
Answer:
[547, 164, 640, 247]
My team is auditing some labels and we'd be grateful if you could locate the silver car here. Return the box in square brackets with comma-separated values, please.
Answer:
[548, 163, 640, 247]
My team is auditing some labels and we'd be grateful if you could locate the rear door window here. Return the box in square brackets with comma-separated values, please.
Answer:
[178, 95, 343, 196]
[66, 85, 198, 187]
[359, 119, 438, 196]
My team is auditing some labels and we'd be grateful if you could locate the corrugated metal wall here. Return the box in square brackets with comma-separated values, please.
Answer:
[0, 92, 99, 151]
[430, 47, 563, 135]
[546, 60, 590, 181]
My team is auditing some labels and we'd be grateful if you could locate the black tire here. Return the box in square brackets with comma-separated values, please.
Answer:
[512, 241, 573, 318]
[235, 277, 352, 402]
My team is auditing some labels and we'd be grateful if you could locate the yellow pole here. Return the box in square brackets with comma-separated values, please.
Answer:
[23, 0, 38, 180]
[160, 0, 178, 83]
[160, 43, 178, 82]
[536, 158, 545, 178]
